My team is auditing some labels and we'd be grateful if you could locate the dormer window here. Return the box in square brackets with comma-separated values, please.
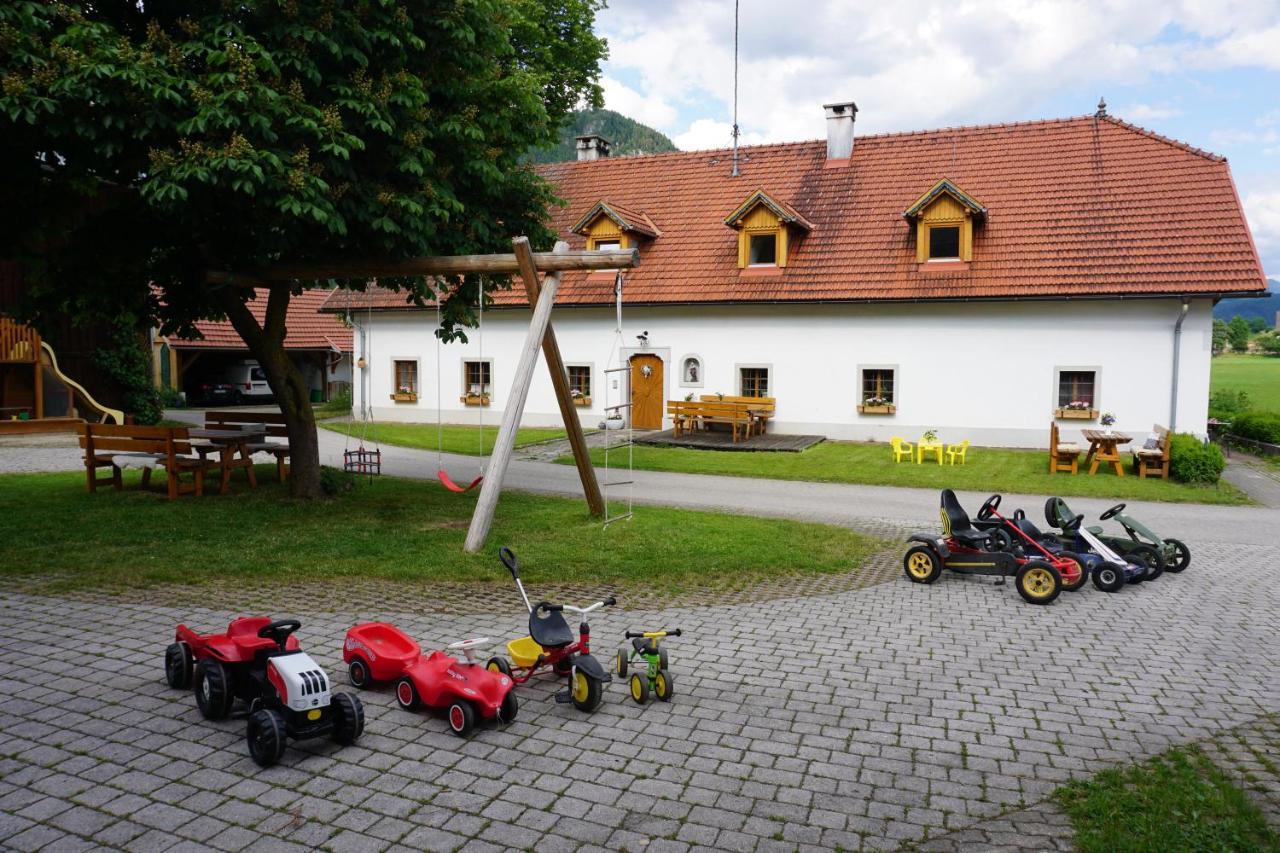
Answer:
[724, 189, 814, 270]
[571, 201, 659, 255]
[903, 179, 986, 264]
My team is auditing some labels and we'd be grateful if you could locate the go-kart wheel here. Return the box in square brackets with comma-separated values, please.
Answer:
[903, 546, 943, 584]
[330, 692, 364, 745]
[1054, 553, 1088, 592]
[497, 692, 519, 725]
[194, 660, 234, 720]
[165, 642, 193, 689]
[1127, 544, 1164, 581]
[1091, 562, 1126, 593]
[615, 647, 628, 678]
[570, 670, 603, 713]
[1164, 538, 1191, 573]
[447, 701, 476, 737]
[654, 668, 674, 702]
[1126, 563, 1145, 584]
[246, 708, 287, 768]
[1015, 561, 1062, 605]
[348, 658, 370, 688]
[629, 672, 649, 704]
[985, 529, 1013, 553]
[485, 655, 511, 676]
[395, 677, 419, 711]
[658, 645, 669, 671]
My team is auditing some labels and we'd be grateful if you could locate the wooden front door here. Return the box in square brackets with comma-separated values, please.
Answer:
[629, 354, 663, 429]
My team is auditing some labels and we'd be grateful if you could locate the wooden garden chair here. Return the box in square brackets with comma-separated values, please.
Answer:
[1049, 422, 1080, 475]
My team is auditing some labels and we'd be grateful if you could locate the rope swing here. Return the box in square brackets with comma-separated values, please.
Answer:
[436, 277, 485, 493]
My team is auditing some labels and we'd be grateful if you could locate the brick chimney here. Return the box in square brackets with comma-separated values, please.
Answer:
[575, 134, 611, 162]
[823, 101, 858, 162]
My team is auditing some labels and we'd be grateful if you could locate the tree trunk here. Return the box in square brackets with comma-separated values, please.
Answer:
[222, 288, 324, 498]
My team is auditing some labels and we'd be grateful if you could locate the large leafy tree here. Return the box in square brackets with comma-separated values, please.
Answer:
[0, 0, 606, 497]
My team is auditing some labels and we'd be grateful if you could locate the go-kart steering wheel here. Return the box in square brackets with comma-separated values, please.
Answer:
[446, 637, 492, 651]
[977, 494, 1002, 520]
[1101, 503, 1126, 520]
[1062, 513, 1085, 533]
[257, 618, 301, 650]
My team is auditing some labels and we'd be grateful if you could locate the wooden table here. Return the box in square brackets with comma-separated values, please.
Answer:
[1082, 429, 1132, 476]
[189, 426, 264, 494]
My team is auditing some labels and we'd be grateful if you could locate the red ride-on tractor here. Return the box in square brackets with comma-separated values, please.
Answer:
[485, 548, 616, 712]
[904, 490, 1067, 605]
[343, 622, 517, 737]
[165, 617, 365, 767]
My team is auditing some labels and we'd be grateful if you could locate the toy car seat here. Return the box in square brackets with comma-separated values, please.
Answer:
[940, 489, 990, 547]
[631, 637, 658, 655]
[529, 602, 575, 649]
[1044, 497, 1085, 533]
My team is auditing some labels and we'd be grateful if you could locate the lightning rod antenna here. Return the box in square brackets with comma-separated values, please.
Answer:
[731, 0, 740, 177]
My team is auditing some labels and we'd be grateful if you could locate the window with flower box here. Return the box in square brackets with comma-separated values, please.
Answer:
[392, 360, 418, 402]
[858, 366, 897, 414]
[567, 364, 592, 406]
[1055, 368, 1098, 418]
[462, 360, 492, 405]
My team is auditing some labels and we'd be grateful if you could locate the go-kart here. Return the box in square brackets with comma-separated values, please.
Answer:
[485, 547, 615, 712]
[165, 617, 364, 767]
[972, 496, 1090, 592]
[343, 622, 516, 737]
[904, 490, 1065, 605]
[1044, 497, 1160, 585]
[616, 629, 681, 704]
[1046, 498, 1189, 577]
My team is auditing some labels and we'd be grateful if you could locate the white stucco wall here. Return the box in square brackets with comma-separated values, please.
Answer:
[351, 298, 1213, 448]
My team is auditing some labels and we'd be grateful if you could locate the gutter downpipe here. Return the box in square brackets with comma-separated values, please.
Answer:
[1170, 298, 1190, 432]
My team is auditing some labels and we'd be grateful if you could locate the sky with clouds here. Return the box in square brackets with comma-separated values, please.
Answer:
[595, 0, 1280, 279]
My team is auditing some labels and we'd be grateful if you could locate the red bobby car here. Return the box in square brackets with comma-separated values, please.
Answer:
[343, 622, 517, 737]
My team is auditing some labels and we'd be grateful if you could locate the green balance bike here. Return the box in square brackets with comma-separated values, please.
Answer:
[615, 629, 680, 704]
[1045, 498, 1190, 578]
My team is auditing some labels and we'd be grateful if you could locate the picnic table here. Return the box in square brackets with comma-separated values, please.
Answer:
[189, 425, 265, 494]
[1082, 429, 1132, 477]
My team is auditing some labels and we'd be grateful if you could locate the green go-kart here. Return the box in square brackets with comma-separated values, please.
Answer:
[615, 629, 680, 704]
[1045, 498, 1190, 577]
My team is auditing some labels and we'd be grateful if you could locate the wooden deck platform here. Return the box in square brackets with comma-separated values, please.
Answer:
[636, 429, 824, 453]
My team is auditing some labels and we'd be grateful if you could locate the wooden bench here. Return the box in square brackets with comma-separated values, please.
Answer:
[1131, 423, 1171, 479]
[667, 400, 754, 443]
[204, 411, 291, 481]
[1049, 422, 1080, 475]
[78, 423, 213, 499]
[700, 395, 775, 437]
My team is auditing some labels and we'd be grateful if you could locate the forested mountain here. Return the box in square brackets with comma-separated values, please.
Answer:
[1215, 279, 1279, 327]
[529, 109, 678, 163]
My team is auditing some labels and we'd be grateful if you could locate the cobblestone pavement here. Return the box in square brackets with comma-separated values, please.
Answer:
[2, 537, 1278, 852]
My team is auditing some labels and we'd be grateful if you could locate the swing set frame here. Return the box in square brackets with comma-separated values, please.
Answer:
[219, 237, 638, 552]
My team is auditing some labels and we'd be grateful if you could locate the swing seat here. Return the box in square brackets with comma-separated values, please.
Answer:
[438, 469, 483, 493]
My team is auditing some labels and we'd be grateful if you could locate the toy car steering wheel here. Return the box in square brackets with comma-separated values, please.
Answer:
[977, 494, 1002, 519]
[1062, 513, 1085, 532]
[447, 637, 492, 650]
[1101, 503, 1126, 520]
[257, 619, 301, 650]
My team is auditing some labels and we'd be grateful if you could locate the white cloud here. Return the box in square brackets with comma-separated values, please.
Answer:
[597, 0, 1280, 145]
[1243, 185, 1280, 273]
[1121, 104, 1184, 122]
[599, 76, 678, 130]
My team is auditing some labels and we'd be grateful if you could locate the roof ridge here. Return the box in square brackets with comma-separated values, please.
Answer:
[1098, 115, 1225, 162]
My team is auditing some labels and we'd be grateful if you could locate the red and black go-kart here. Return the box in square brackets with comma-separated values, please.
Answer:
[343, 622, 517, 737]
[165, 617, 365, 767]
[904, 490, 1071, 605]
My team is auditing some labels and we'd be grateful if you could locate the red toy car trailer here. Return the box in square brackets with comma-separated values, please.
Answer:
[165, 616, 364, 767]
[342, 622, 517, 737]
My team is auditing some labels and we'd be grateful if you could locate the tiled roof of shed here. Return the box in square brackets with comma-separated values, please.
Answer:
[171, 289, 353, 351]
[322, 113, 1268, 313]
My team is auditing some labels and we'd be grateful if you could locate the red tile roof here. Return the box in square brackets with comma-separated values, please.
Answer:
[171, 289, 352, 351]
[323, 113, 1268, 313]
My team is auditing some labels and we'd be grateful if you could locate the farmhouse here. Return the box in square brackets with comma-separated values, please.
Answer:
[325, 102, 1268, 447]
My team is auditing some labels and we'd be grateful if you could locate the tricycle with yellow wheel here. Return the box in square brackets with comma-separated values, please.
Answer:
[616, 629, 681, 704]
[903, 490, 1065, 605]
[485, 547, 616, 712]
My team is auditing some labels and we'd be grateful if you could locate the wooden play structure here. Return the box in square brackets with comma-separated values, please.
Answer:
[209, 237, 638, 552]
[1, 317, 123, 431]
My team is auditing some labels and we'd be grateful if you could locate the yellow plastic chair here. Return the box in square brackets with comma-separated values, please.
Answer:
[891, 436, 914, 463]
[946, 440, 970, 465]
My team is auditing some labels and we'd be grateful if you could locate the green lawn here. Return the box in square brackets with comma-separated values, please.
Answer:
[1055, 744, 1280, 853]
[0, 470, 882, 593]
[1212, 354, 1280, 411]
[559, 442, 1248, 505]
[321, 421, 574, 456]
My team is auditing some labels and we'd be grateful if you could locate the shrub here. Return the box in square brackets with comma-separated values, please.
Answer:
[1208, 389, 1251, 420]
[319, 466, 356, 496]
[1231, 412, 1280, 445]
[1169, 433, 1225, 484]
